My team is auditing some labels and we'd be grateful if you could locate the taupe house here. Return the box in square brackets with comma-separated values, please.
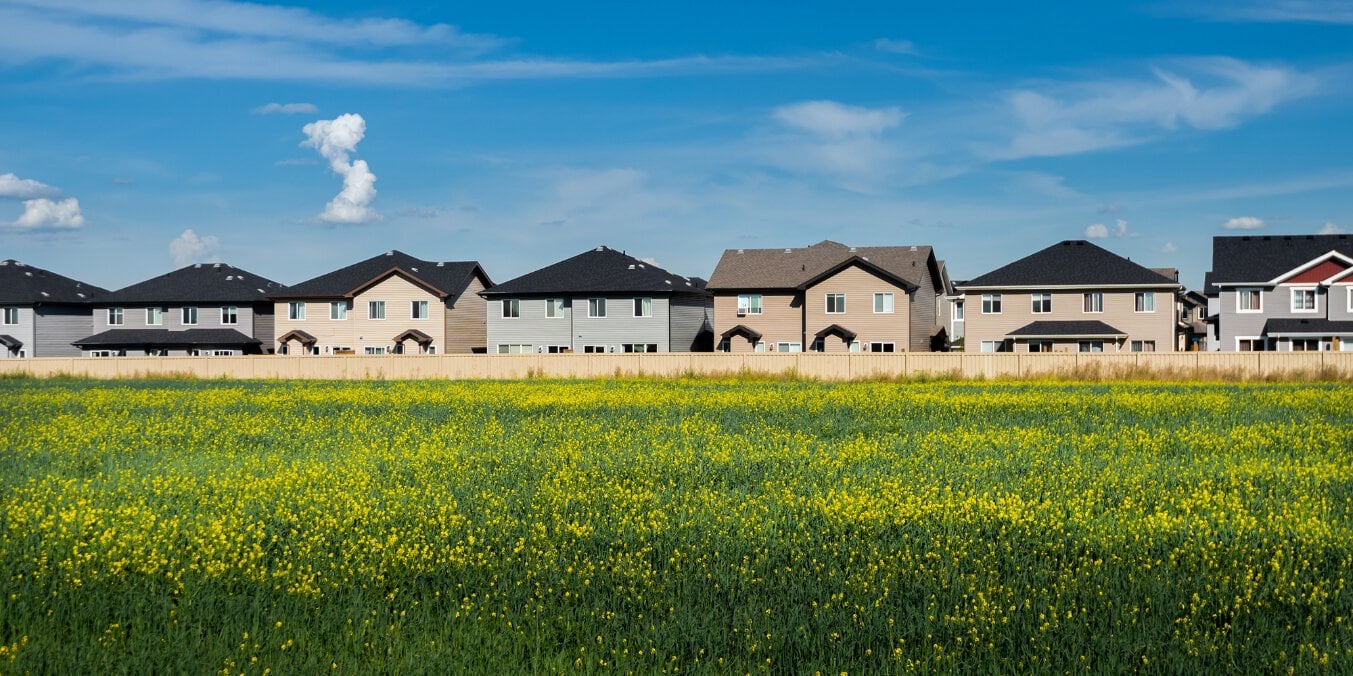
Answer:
[0, 259, 107, 358]
[74, 263, 282, 356]
[705, 240, 947, 353]
[480, 246, 712, 353]
[955, 240, 1182, 353]
[271, 250, 492, 355]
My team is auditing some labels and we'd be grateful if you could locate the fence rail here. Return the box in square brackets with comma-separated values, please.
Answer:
[1, 352, 1350, 381]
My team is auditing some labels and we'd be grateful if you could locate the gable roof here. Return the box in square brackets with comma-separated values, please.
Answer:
[480, 246, 709, 296]
[0, 259, 107, 304]
[1208, 234, 1353, 286]
[705, 240, 940, 292]
[959, 240, 1180, 289]
[274, 251, 490, 301]
[103, 263, 285, 304]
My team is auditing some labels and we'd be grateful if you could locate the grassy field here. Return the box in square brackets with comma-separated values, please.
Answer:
[0, 378, 1350, 673]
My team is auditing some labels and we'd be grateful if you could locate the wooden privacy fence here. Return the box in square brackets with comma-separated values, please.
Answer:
[1, 352, 1350, 381]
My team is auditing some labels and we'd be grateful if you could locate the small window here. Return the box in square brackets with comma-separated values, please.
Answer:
[1082, 293, 1103, 313]
[868, 342, 895, 353]
[1237, 289, 1262, 312]
[425, 346, 436, 355]
[411, 300, 428, 320]
[825, 293, 846, 314]
[1290, 338, 1321, 352]
[364, 346, 388, 355]
[288, 302, 306, 320]
[146, 307, 163, 325]
[1078, 340, 1105, 353]
[502, 299, 520, 318]
[1, 307, 18, 325]
[546, 345, 571, 354]
[981, 293, 1001, 314]
[1130, 340, 1156, 352]
[1028, 340, 1053, 353]
[497, 344, 531, 354]
[546, 298, 567, 318]
[583, 345, 607, 354]
[737, 294, 763, 316]
[952, 300, 964, 320]
[634, 297, 653, 318]
[776, 342, 802, 353]
[1031, 293, 1052, 314]
[212, 350, 234, 357]
[623, 343, 658, 353]
[368, 301, 386, 320]
[588, 298, 606, 318]
[874, 292, 894, 314]
[980, 340, 1000, 353]
[1237, 338, 1266, 352]
[108, 307, 124, 325]
[1135, 292, 1155, 312]
[329, 302, 347, 320]
[1291, 288, 1316, 312]
[221, 306, 238, 325]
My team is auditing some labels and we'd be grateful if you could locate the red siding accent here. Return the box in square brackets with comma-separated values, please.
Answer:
[1286, 259, 1350, 284]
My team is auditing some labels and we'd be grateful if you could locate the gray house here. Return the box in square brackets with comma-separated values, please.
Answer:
[73, 263, 285, 356]
[480, 246, 713, 353]
[0, 259, 107, 358]
[1206, 234, 1353, 351]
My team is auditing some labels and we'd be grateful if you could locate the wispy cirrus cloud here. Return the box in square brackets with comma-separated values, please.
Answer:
[253, 102, 318, 115]
[1180, 0, 1353, 24]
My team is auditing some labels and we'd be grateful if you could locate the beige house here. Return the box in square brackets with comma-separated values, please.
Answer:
[271, 251, 492, 355]
[955, 240, 1182, 353]
[705, 240, 947, 353]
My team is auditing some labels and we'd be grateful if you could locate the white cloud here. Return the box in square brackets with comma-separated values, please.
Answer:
[253, 102, 318, 115]
[169, 228, 221, 265]
[775, 100, 904, 138]
[1085, 219, 1131, 239]
[1223, 215, 1265, 230]
[1319, 221, 1346, 234]
[873, 38, 919, 55]
[1196, 1, 1353, 24]
[11, 197, 84, 229]
[1161, 241, 1179, 254]
[301, 113, 379, 223]
[0, 172, 60, 199]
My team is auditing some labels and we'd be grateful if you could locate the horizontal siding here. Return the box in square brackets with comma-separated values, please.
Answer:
[964, 289, 1176, 352]
[93, 304, 260, 333]
[1218, 284, 1353, 351]
[668, 295, 714, 352]
[35, 306, 93, 357]
[805, 267, 912, 352]
[573, 295, 671, 352]
[0, 306, 35, 358]
[486, 297, 574, 351]
[444, 276, 488, 354]
[712, 292, 802, 352]
[273, 276, 447, 354]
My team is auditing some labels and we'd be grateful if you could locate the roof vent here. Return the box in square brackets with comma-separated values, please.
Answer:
[411, 267, 419, 272]
[909, 246, 918, 252]
[685, 281, 691, 287]
[25, 271, 32, 277]
[226, 275, 234, 281]
[214, 263, 221, 268]
[256, 288, 265, 294]
[849, 247, 857, 252]
[14, 262, 24, 267]
[195, 263, 202, 268]
[437, 262, 444, 267]
[628, 264, 635, 270]
[665, 280, 672, 285]
[0, 261, 7, 266]
[385, 251, 394, 256]
[638, 264, 645, 268]
[784, 248, 792, 253]
[736, 249, 744, 254]
[40, 291, 49, 296]
[595, 246, 605, 252]
[77, 293, 85, 298]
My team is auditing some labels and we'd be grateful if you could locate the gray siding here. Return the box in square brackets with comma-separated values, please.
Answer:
[35, 305, 94, 357]
[252, 304, 275, 350]
[908, 263, 939, 352]
[0, 306, 35, 358]
[668, 294, 714, 352]
[487, 294, 708, 353]
[487, 297, 575, 351]
[573, 295, 670, 352]
[1218, 285, 1352, 350]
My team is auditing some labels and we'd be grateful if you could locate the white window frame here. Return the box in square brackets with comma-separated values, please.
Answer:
[146, 307, 163, 326]
[329, 301, 348, 321]
[546, 298, 567, 318]
[212, 350, 234, 357]
[1135, 292, 1155, 313]
[220, 306, 238, 325]
[1031, 293, 1052, 314]
[545, 345, 571, 354]
[364, 346, 388, 355]
[873, 292, 894, 314]
[288, 302, 306, 321]
[1289, 338, 1322, 352]
[1237, 288, 1263, 313]
[1347, 287, 1353, 312]
[952, 301, 964, 320]
[979, 340, 999, 353]
[1028, 340, 1053, 353]
[736, 294, 763, 316]
[411, 300, 429, 320]
[1130, 340, 1156, 352]
[868, 341, 896, 353]
[368, 301, 386, 320]
[1, 307, 17, 325]
[182, 306, 199, 325]
[107, 307, 124, 326]
[776, 342, 802, 353]
[1078, 340, 1105, 353]
[1082, 293, 1103, 314]
[825, 293, 846, 315]
[981, 293, 1001, 314]
[1290, 287, 1317, 313]
[582, 345, 607, 354]
[634, 297, 653, 318]
[497, 344, 531, 354]
[588, 298, 606, 318]
[502, 299, 520, 318]
[1236, 336, 1266, 352]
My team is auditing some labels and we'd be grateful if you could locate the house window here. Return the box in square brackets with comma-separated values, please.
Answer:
[368, 301, 386, 320]
[1348, 288, 1353, 312]
[497, 344, 531, 354]
[583, 345, 608, 353]
[221, 306, 238, 325]
[288, 302, 306, 320]
[1078, 341, 1105, 353]
[736, 294, 762, 316]
[952, 300, 964, 320]
[1131, 340, 1156, 352]
[624, 343, 658, 353]
[502, 299, 520, 318]
[1, 308, 17, 325]
[777, 342, 802, 353]
[182, 306, 198, 325]
[979, 340, 1001, 353]
[108, 307, 124, 325]
[1290, 338, 1321, 352]
[1237, 338, 1266, 352]
[411, 300, 428, 320]
[329, 302, 348, 320]
[588, 298, 606, 318]
[1237, 289, 1262, 312]
[868, 342, 895, 353]
[849, 341, 862, 353]
[1291, 288, 1317, 312]
[825, 293, 846, 314]
[212, 350, 234, 357]
[1135, 292, 1156, 312]
[364, 346, 388, 355]
[634, 297, 653, 318]
[754, 341, 767, 352]
[1028, 341, 1053, 353]
[874, 292, 894, 314]
[1031, 293, 1052, 314]
[1082, 293, 1103, 313]
[545, 345, 571, 354]
[146, 307, 163, 325]
[546, 298, 567, 318]
[425, 346, 436, 355]
[981, 293, 1002, 314]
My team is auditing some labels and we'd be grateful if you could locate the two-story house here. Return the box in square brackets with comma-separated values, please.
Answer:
[271, 250, 492, 355]
[480, 246, 712, 353]
[1206, 234, 1353, 351]
[955, 240, 1182, 353]
[0, 259, 107, 358]
[73, 263, 283, 356]
[705, 240, 947, 353]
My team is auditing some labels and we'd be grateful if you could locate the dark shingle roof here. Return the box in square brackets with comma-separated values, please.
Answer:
[274, 251, 489, 301]
[1006, 320, 1128, 338]
[1262, 318, 1353, 336]
[104, 263, 285, 304]
[960, 241, 1180, 288]
[0, 260, 107, 304]
[1208, 234, 1353, 285]
[480, 247, 709, 296]
[72, 328, 260, 348]
[705, 240, 937, 291]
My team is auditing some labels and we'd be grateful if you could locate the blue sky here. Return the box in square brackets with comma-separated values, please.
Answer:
[1, 0, 1351, 291]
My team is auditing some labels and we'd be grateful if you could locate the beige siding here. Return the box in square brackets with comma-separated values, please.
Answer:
[909, 262, 939, 352]
[805, 267, 912, 352]
[712, 292, 802, 352]
[444, 276, 488, 354]
[964, 289, 1177, 352]
[274, 276, 446, 354]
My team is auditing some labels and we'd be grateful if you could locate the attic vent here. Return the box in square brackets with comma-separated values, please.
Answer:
[40, 291, 48, 296]
[849, 247, 857, 252]
[736, 249, 744, 254]
[195, 263, 202, 268]
[385, 251, 394, 256]
[628, 264, 635, 270]
[214, 263, 222, 268]
[14, 262, 23, 267]
[411, 267, 419, 272]
[226, 275, 234, 281]
[25, 271, 32, 277]
[784, 249, 792, 253]
[595, 246, 605, 252]
[909, 246, 917, 252]
[437, 262, 444, 267]
[665, 280, 672, 285]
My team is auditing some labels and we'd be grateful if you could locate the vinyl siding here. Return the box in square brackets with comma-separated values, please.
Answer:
[712, 292, 802, 352]
[35, 305, 93, 357]
[444, 276, 488, 354]
[486, 297, 575, 353]
[963, 289, 1177, 352]
[0, 306, 35, 358]
[1218, 284, 1353, 350]
[94, 303, 258, 333]
[805, 266, 913, 352]
[252, 305, 275, 351]
[274, 276, 447, 354]
[909, 262, 939, 352]
[573, 295, 671, 352]
[668, 294, 714, 352]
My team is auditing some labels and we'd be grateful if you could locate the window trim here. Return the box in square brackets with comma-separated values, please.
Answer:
[1134, 291, 1156, 313]
[368, 300, 386, 320]
[181, 306, 199, 325]
[981, 293, 1002, 315]
[588, 298, 607, 318]
[1077, 340, 1105, 353]
[1082, 292, 1104, 314]
[873, 292, 894, 314]
[329, 301, 348, 321]
[1236, 336, 1267, 352]
[1130, 340, 1156, 353]
[545, 298, 567, 319]
[736, 294, 763, 316]
[501, 299, 520, 319]
[146, 307, 163, 326]
[776, 342, 802, 353]
[1, 307, 18, 325]
[634, 297, 653, 318]
[288, 301, 306, 321]
[868, 341, 896, 353]
[825, 293, 846, 315]
[1290, 287, 1317, 313]
[411, 300, 429, 320]
[107, 307, 124, 326]
[1031, 292, 1052, 314]
[220, 305, 238, 325]
[1236, 288, 1263, 313]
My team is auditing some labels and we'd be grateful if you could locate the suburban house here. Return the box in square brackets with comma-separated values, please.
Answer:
[1178, 289, 1209, 351]
[480, 246, 712, 353]
[271, 250, 492, 355]
[73, 263, 283, 357]
[704, 240, 947, 353]
[955, 240, 1182, 353]
[1205, 234, 1353, 351]
[0, 259, 107, 358]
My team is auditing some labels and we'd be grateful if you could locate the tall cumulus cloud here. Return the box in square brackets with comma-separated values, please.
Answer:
[301, 113, 379, 224]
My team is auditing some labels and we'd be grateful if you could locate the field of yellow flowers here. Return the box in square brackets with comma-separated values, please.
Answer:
[1, 377, 1350, 672]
